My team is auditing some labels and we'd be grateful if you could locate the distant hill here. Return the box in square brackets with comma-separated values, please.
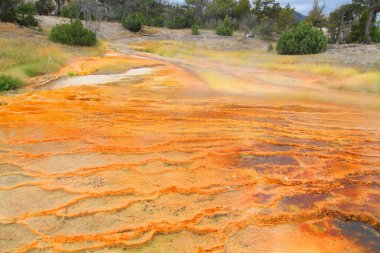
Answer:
[294, 11, 307, 21]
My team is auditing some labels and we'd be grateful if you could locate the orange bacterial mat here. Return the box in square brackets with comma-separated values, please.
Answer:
[0, 53, 379, 253]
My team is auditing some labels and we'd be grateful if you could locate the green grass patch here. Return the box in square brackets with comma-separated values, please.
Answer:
[0, 75, 23, 91]
[373, 73, 380, 85]
[0, 34, 106, 85]
[0, 37, 67, 81]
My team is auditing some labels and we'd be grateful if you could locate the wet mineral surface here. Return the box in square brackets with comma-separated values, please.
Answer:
[0, 52, 379, 253]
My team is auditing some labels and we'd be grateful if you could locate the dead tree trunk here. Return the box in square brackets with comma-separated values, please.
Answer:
[364, 0, 378, 44]
[56, 0, 61, 16]
[55, 0, 66, 16]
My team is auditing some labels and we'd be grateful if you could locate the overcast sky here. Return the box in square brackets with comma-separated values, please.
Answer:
[277, 0, 352, 15]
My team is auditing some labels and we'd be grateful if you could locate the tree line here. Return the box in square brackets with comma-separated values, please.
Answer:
[0, 0, 379, 43]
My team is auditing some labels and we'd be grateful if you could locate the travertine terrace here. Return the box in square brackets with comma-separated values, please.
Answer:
[0, 21, 379, 252]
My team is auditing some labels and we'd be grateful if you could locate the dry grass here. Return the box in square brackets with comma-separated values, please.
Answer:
[0, 37, 68, 81]
[0, 23, 107, 84]
[130, 40, 380, 94]
[264, 58, 380, 93]
[130, 40, 264, 67]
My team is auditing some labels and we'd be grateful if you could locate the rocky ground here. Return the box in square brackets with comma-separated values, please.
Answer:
[324, 44, 380, 69]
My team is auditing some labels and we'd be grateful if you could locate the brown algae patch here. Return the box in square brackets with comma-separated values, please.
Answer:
[240, 154, 299, 167]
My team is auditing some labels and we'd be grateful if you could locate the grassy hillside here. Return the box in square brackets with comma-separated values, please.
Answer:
[0, 22, 105, 88]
